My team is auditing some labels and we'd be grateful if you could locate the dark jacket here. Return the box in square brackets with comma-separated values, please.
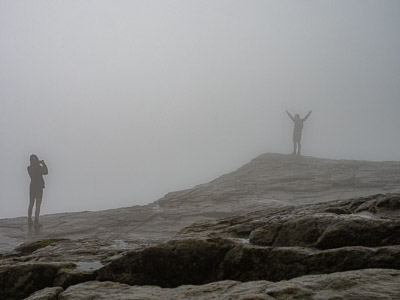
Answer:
[28, 164, 48, 189]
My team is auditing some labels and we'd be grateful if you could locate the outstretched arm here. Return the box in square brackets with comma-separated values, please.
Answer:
[302, 110, 312, 122]
[286, 110, 294, 121]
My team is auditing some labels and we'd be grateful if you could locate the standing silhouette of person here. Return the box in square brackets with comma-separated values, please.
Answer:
[286, 110, 312, 155]
[27, 154, 48, 227]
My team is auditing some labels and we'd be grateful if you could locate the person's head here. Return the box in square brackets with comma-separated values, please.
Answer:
[30, 154, 39, 165]
[295, 114, 300, 120]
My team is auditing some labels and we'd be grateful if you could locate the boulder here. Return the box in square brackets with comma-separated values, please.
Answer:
[222, 244, 400, 282]
[249, 214, 400, 249]
[24, 287, 64, 300]
[180, 194, 400, 249]
[0, 264, 60, 300]
[96, 238, 235, 287]
[53, 268, 95, 289]
[59, 269, 400, 300]
[96, 237, 400, 286]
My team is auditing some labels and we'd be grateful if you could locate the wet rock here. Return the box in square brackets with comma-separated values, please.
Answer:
[24, 287, 63, 300]
[315, 217, 400, 249]
[53, 268, 95, 289]
[96, 238, 235, 287]
[222, 244, 400, 282]
[59, 280, 274, 300]
[249, 214, 400, 249]
[181, 194, 400, 247]
[13, 239, 67, 256]
[0, 239, 69, 267]
[0, 263, 60, 300]
[0, 238, 140, 269]
[59, 269, 400, 300]
[265, 268, 400, 300]
[0, 238, 146, 299]
[2, 154, 400, 253]
[96, 237, 399, 287]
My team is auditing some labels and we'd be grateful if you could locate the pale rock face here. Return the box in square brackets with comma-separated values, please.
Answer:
[24, 287, 64, 300]
[58, 269, 400, 300]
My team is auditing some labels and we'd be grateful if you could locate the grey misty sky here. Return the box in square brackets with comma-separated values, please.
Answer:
[0, 0, 399, 218]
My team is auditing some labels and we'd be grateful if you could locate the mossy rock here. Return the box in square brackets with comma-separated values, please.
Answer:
[15, 239, 67, 256]
[59, 263, 77, 270]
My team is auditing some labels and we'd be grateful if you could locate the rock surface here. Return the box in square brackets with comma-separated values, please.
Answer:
[1, 153, 400, 253]
[0, 263, 60, 300]
[95, 236, 400, 285]
[95, 193, 400, 285]
[180, 194, 400, 243]
[1, 153, 400, 299]
[59, 269, 400, 300]
[24, 287, 63, 300]
[96, 238, 235, 287]
[0, 193, 397, 299]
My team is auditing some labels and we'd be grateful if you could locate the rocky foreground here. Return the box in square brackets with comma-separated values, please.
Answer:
[1, 154, 400, 299]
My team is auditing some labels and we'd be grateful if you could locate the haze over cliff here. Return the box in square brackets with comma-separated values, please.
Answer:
[2, 1, 400, 298]
[2, 0, 400, 220]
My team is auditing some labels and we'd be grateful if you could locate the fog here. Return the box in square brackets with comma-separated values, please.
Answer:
[1, 1, 399, 219]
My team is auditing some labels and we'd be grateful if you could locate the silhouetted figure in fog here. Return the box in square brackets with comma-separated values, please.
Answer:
[27, 154, 48, 228]
[286, 110, 312, 155]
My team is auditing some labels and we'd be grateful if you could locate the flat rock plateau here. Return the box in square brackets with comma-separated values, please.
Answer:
[1, 153, 400, 299]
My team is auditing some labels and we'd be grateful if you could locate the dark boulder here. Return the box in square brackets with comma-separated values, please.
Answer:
[0, 264, 60, 300]
[249, 214, 400, 249]
[222, 244, 400, 282]
[96, 238, 235, 288]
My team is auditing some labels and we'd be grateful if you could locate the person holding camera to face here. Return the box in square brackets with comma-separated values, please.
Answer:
[27, 154, 48, 227]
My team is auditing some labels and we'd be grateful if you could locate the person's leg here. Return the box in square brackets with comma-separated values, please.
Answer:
[34, 197, 42, 224]
[292, 139, 297, 155]
[297, 141, 301, 155]
[34, 189, 43, 226]
[28, 192, 35, 225]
